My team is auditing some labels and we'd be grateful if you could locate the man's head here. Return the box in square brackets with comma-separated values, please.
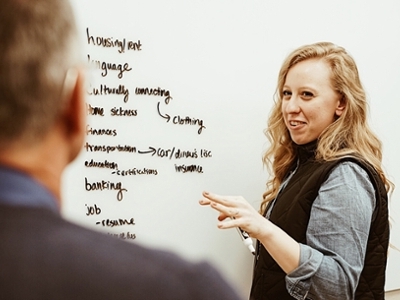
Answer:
[0, 0, 83, 151]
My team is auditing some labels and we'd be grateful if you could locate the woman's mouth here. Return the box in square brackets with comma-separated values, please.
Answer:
[289, 120, 306, 127]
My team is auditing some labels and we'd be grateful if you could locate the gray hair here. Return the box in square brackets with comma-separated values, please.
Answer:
[0, 0, 81, 149]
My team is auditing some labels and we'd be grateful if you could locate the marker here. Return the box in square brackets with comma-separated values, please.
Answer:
[231, 218, 255, 255]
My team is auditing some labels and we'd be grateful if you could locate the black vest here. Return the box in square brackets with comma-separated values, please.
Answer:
[250, 144, 389, 300]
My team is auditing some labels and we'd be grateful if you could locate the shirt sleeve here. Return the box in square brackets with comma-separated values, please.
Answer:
[285, 161, 376, 300]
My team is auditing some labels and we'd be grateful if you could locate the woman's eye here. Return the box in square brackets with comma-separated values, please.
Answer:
[282, 90, 291, 98]
[301, 91, 314, 99]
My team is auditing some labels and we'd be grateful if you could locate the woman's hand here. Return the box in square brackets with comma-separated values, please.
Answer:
[199, 191, 268, 239]
[199, 190, 300, 273]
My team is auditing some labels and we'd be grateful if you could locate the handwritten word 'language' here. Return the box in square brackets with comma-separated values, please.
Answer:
[87, 55, 132, 79]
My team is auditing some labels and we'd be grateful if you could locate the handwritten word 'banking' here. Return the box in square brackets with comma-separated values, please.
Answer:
[85, 177, 127, 201]
[86, 28, 142, 53]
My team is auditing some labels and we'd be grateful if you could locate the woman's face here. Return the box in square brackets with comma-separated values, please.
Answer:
[281, 58, 344, 145]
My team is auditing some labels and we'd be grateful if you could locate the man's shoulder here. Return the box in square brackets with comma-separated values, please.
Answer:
[0, 204, 241, 300]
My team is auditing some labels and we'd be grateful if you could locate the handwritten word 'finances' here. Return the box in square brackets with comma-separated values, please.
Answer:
[86, 125, 117, 136]
[86, 28, 142, 54]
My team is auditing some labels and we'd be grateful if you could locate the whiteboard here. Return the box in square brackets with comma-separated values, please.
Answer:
[62, 0, 400, 295]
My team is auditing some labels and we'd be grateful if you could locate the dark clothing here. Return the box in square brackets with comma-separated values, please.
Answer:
[250, 145, 389, 300]
[0, 166, 241, 300]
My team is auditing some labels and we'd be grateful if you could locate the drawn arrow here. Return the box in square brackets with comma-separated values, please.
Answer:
[157, 102, 170, 122]
[138, 147, 156, 156]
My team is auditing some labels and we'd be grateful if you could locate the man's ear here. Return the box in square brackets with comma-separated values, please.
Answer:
[61, 67, 86, 161]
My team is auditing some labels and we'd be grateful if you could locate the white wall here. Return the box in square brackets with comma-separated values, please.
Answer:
[63, 0, 400, 296]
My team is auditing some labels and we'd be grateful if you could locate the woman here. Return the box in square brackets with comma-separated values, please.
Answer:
[199, 42, 391, 300]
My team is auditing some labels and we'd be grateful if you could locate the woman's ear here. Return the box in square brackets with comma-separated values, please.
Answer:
[335, 96, 346, 117]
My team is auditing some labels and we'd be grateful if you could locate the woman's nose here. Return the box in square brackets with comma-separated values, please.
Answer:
[283, 95, 301, 114]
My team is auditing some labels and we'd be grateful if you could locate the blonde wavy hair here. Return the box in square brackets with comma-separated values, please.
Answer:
[261, 42, 393, 213]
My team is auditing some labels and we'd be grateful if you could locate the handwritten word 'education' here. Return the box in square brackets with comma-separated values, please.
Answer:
[85, 159, 119, 170]
[86, 28, 142, 54]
